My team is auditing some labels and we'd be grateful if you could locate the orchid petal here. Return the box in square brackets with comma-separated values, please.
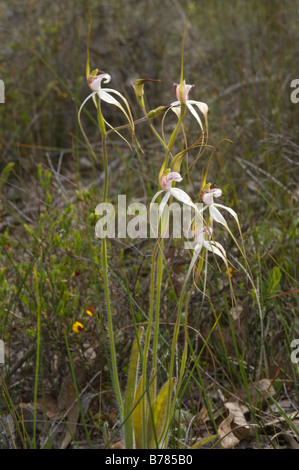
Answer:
[204, 240, 227, 263]
[158, 191, 171, 217]
[209, 204, 227, 226]
[202, 188, 222, 205]
[202, 191, 214, 205]
[186, 102, 203, 130]
[78, 92, 95, 116]
[89, 73, 111, 92]
[188, 249, 200, 273]
[188, 100, 209, 119]
[170, 100, 183, 119]
[213, 203, 238, 222]
[170, 187, 195, 207]
[103, 88, 133, 116]
[151, 189, 164, 205]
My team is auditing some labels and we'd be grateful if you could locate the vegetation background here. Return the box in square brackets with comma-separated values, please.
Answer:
[0, 0, 298, 449]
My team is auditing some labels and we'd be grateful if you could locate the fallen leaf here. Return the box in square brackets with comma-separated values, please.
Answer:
[218, 411, 240, 448]
[279, 433, 299, 449]
[58, 367, 86, 449]
[109, 440, 125, 449]
[224, 401, 254, 440]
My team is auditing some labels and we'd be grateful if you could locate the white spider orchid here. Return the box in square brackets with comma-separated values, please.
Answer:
[187, 225, 227, 273]
[171, 81, 208, 131]
[199, 185, 238, 228]
[152, 170, 195, 219]
[79, 69, 134, 132]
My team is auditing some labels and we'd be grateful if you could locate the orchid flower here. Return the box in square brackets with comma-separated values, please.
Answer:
[152, 170, 195, 218]
[79, 69, 134, 133]
[199, 185, 238, 228]
[171, 81, 208, 131]
[187, 225, 227, 274]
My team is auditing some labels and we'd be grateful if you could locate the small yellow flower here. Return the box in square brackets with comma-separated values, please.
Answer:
[226, 267, 233, 278]
[86, 306, 94, 317]
[72, 321, 84, 333]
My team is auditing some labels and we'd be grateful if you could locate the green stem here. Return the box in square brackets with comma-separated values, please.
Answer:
[97, 100, 123, 416]
[141, 242, 159, 448]
[161, 257, 203, 447]
[152, 240, 164, 396]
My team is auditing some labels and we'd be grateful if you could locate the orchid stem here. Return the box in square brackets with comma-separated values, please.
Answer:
[97, 100, 123, 417]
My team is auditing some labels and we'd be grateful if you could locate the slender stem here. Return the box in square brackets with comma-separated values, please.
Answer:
[97, 100, 123, 415]
[160, 257, 203, 447]
[33, 265, 41, 449]
[152, 239, 164, 398]
[141, 242, 159, 448]
[101, 237, 123, 413]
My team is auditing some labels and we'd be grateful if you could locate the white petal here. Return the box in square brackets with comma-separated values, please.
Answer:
[151, 189, 164, 205]
[167, 171, 183, 184]
[212, 188, 222, 198]
[186, 250, 200, 279]
[89, 73, 111, 92]
[214, 203, 238, 222]
[162, 171, 182, 190]
[209, 204, 227, 226]
[204, 240, 227, 263]
[78, 92, 95, 114]
[188, 100, 209, 118]
[170, 100, 183, 118]
[186, 102, 203, 130]
[158, 191, 171, 217]
[170, 188, 195, 207]
[98, 89, 133, 125]
[194, 242, 203, 255]
[99, 89, 122, 107]
[202, 191, 214, 205]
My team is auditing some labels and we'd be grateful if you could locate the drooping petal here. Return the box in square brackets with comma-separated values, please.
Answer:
[209, 204, 227, 226]
[170, 187, 195, 207]
[187, 100, 209, 127]
[213, 203, 238, 223]
[151, 189, 164, 205]
[188, 248, 201, 274]
[203, 240, 227, 263]
[186, 102, 203, 130]
[158, 191, 171, 217]
[98, 90, 131, 125]
[78, 92, 96, 117]
[170, 100, 183, 119]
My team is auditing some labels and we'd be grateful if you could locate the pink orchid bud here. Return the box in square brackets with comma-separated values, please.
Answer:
[159, 171, 182, 191]
[202, 187, 222, 205]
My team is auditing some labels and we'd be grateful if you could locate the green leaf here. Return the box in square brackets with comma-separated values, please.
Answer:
[148, 377, 175, 449]
[267, 266, 281, 297]
[0, 162, 15, 188]
[133, 375, 144, 449]
[123, 326, 143, 449]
